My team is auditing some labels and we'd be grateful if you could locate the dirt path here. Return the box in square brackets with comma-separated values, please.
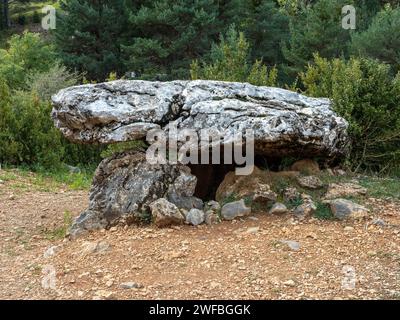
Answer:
[0, 173, 400, 300]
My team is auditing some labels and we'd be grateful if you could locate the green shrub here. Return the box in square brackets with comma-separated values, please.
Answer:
[301, 54, 400, 172]
[0, 84, 64, 168]
[0, 32, 57, 89]
[27, 64, 80, 101]
[190, 26, 277, 86]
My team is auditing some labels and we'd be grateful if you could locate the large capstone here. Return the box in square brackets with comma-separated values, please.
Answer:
[52, 80, 349, 159]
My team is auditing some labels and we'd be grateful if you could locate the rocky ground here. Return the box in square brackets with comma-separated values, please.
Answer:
[0, 169, 400, 300]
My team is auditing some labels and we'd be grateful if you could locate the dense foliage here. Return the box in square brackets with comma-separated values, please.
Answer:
[1, 0, 400, 174]
[301, 55, 400, 172]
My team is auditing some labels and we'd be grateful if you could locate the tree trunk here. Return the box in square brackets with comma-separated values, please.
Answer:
[2, 0, 9, 28]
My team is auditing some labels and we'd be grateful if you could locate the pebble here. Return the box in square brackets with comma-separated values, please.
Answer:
[280, 240, 301, 251]
[120, 282, 143, 289]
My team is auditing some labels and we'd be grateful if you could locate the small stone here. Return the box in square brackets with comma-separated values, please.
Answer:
[43, 245, 60, 258]
[204, 210, 219, 225]
[293, 200, 316, 219]
[252, 183, 277, 205]
[205, 200, 221, 212]
[372, 218, 386, 227]
[246, 227, 260, 234]
[327, 199, 370, 220]
[269, 203, 288, 215]
[283, 279, 296, 287]
[297, 176, 324, 189]
[149, 198, 185, 227]
[185, 208, 205, 226]
[9, 194, 15, 200]
[280, 240, 301, 251]
[94, 290, 114, 300]
[283, 187, 300, 202]
[120, 282, 143, 289]
[81, 241, 111, 254]
[221, 199, 251, 221]
[325, 183, 367, 199]
[344, 226, 354, 231]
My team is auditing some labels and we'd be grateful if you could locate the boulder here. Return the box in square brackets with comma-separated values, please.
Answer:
[326, 198, 370, 220]
[297, 175, 324, 190]
[324, 182, 367, 199]
[269, 203, 288, 215]
[52, 80, 349, 159]
[216, 166, 296, 202]
[221, 199, 251, 220]
[290, 159, 320, 174]
[68, 151, 198, 236]
[185, 208, 205, 226]
[149, 198, 185, 227]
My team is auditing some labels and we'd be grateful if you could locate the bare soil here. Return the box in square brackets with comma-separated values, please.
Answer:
[0, 172, 400, 300]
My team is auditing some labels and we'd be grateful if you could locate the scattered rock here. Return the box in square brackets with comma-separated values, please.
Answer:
[43, 245, 61, 258]
[81, 241, 111, 254]
[94, 290, 114, 300]
[291, 159, 320, 174]
[283, 279, 296, 287]
[246, 227, 260, 234]
[269, 203, 288, 215]
[372, 218, 386, 227]
[252, 183, 277, 205]
[185, 208, 205, 226]
[149, 198, 185, 227]
[297, 175, 324, 189]
[324, 183, 367, 199]
[280, 240, 301, 251]
[204, 210, 219, 225]
[221, 199, 251, 221]
[326, 199, 370, 220]
[205, 200, 221, 212]
[283, 187, 301, 202]
[293, 198, 316, 219]
[120, 282, 144, 289]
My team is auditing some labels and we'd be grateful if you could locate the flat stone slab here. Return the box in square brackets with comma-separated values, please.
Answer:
[52, 80, 349, 159]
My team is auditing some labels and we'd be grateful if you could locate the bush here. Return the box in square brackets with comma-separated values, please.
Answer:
[0, 81, 64, 168]
[301, 54, 400, 172]
[0, 32, 57, 89]
[27, 64, 80, 101]
[190, 26, 277, 86]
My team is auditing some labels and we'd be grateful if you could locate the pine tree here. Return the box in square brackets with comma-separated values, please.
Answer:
[54, 0, 134, 81]
[190, 26, 277, 86]
[282, 0, 355, 80]
[245, 0, 290, 67]
[124, 0, 220, 80]
[351, 5, 400, 72]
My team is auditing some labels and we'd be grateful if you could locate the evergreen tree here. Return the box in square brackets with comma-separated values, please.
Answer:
[282, 0, 355, 80]
[124, 0, 219, 80]
[351, 5, 400, 72]
[191, 26, 277, 86]
[54, 0, 134, 81]
[245, 0, 290, 67]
